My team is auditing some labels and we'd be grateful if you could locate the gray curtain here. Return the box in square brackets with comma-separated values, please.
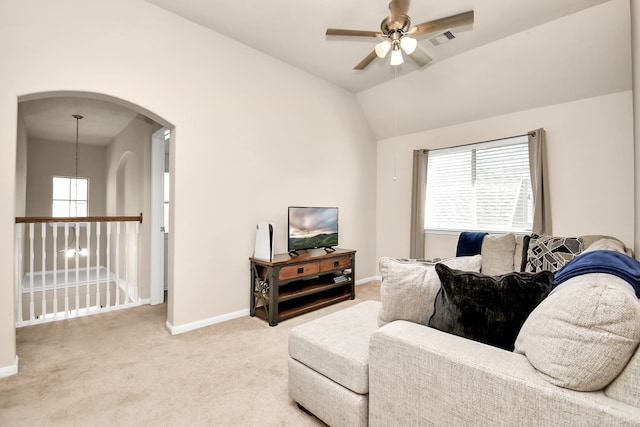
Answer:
[528, 128, 551, 235]
[410, 149, 428, 258]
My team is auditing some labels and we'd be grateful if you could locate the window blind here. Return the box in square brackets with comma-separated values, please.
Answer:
[425, 135, 532, 233]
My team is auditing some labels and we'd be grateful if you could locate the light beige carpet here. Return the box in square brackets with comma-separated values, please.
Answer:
[0, 281, 380, 427]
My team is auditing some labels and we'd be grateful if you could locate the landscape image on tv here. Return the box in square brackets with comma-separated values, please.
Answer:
[288, 207, 338, 251]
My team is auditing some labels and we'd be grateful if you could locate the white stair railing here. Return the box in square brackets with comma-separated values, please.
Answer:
[15, 214, 143, 327]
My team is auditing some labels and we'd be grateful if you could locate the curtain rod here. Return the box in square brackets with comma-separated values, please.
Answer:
[418, 130, 537, 153]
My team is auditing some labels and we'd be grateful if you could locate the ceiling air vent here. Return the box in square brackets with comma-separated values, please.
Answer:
[429, 30, 455, 46]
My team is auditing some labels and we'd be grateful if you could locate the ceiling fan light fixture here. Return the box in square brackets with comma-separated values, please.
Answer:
[375, 39, 392, 58]
[390, 45, 403, 66]
[400, 36, 417, 54]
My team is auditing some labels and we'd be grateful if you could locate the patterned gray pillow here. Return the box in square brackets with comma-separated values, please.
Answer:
[525, 234, 583, 273]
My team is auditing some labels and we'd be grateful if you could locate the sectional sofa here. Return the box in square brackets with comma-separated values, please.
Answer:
[288, 234, 640, 426]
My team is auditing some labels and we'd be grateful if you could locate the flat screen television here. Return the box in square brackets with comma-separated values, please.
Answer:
[288, 206, 338, 254]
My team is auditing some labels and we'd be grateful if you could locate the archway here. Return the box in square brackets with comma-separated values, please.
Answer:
[16, 90, 174, 323]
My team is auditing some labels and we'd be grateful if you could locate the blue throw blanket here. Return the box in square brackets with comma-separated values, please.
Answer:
[552, 250, 640, 297]
[456, 232, 488, 257]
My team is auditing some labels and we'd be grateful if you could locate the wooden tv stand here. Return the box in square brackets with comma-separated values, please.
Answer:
[250, 248, 356, 326]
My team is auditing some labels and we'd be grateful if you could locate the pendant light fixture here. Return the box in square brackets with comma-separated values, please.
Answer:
[66, 114, 88, 258]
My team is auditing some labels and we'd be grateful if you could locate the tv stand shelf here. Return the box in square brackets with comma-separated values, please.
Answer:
[250, 248, 356, 326]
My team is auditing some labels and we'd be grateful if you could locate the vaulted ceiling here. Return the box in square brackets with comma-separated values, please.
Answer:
[20, 0, 615, 144]
[144, 0, 609, 93]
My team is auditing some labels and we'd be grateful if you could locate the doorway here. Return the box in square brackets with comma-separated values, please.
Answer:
[150, 127, 170, 304]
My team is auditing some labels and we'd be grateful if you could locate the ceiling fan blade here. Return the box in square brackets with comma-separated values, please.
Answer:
[326, 28, 383, 38]
[409, 10, 474, 37]
[389, 0, 410, 24]
[354, 50, 378, 70]
[408, 47, 432, 67]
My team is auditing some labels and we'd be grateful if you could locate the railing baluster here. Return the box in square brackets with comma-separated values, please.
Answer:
[85, 223, 91, 312]
[53, 224, 58, 320]
[64, 223, 69, 317]
[29, 223, 34, 321]
[96, 222, 101, 311]
[106, 222, 111, 308]
[41, 223, 47, 319]
[14, 215, 142, 326]
[16, 224, 24, 324]
[134, 221, 140, 302]
[125, 222, 130, 304]
[74, 223, 80, 316]
[115, 222, 120, 306]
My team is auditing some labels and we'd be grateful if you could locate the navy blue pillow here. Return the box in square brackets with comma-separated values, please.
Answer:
[456, 232, 488, 257]
[429, 264, 553, 351]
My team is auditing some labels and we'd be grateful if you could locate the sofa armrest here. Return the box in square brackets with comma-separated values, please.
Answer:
[368, 321, 640, 427]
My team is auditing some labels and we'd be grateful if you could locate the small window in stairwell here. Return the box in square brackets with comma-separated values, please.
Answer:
[52, 176, 89, 217]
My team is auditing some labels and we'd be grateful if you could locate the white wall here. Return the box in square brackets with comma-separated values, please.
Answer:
[0, 0, 377, 370]
[377, 91, 634, 261]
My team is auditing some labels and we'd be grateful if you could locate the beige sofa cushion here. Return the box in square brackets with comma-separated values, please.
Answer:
[514, 273, 640, 391]
[481, 233, 516, 275]
[605, 347, 640, 407]
[582, 237, 627, 254]
[288, 300, 381, 395]
[377, 256, 481, 327]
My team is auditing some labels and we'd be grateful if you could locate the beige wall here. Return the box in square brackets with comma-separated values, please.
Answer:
[359, 0, 631, 141]
[15, 111, 27, 218]
[377, 91, 634, 261]
[26, 139, 107, 217]
[0, 0, 377, 370]
[106, 114, 153, 299]
[377, 91, 634, 257]
[632, 1, 640, 257]
[7, 107, 29, 372]
[22, 138, 108, 272]
[373, 0, 635, 262]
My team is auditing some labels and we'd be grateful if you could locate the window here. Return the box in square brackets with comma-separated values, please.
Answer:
[424, 135, 532, 233]
[52, 176, 89, 217]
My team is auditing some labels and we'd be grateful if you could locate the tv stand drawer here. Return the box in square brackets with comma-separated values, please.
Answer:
[279, 262, 320, 280]
[319, 256, 351, 272]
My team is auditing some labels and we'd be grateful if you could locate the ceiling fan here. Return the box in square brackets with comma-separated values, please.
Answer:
[326, 0, 474, 70]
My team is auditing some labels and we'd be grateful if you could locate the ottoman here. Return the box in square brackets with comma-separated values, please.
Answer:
[288, 300, 381, 427]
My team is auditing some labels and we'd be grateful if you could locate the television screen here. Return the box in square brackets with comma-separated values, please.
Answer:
[288, 207, 338, 252]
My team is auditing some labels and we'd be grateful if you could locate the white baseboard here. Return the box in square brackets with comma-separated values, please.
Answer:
[166, 308, 249, 335]
[0, 356, 19, 378]
[165, 279, 379, 335]
[356, 276, 381, 285]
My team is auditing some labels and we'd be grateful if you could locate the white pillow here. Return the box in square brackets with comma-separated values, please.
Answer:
[481, 233, 516, 276]
[514, 273, 640, 391]
[377, 255, 482, 327]
[582, 237, 626, 254]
